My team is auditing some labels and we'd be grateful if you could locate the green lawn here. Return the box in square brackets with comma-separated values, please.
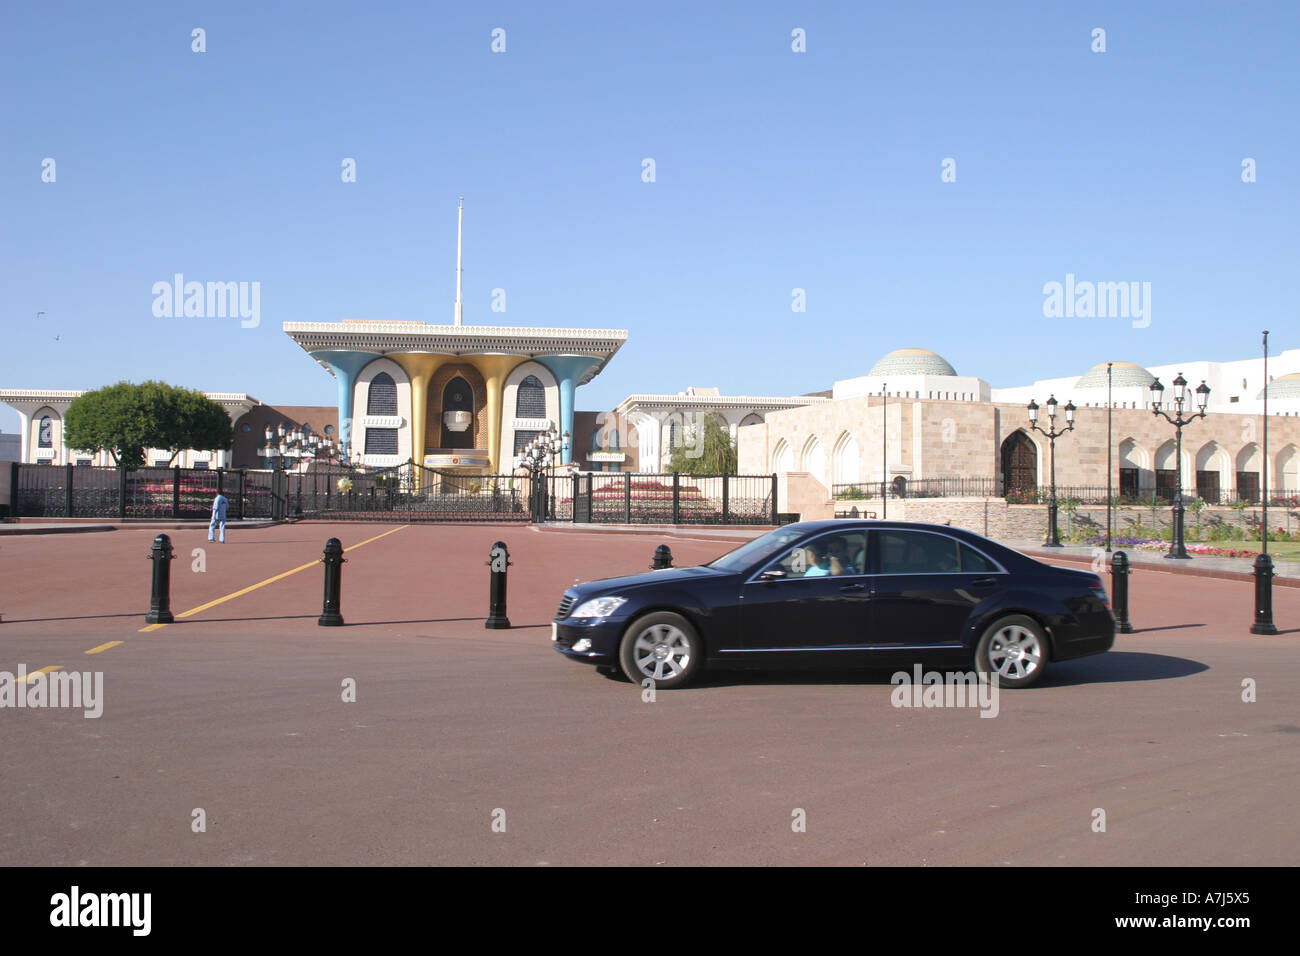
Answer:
[1258, 541, 1300, 561]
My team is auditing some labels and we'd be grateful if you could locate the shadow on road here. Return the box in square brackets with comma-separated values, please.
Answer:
[597, 650, 1209, 689]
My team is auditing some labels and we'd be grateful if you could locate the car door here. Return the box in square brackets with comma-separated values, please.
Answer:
[739, 529, 871, 653]
[866, 529, 1005, 648]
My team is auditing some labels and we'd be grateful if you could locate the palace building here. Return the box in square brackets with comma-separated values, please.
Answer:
[282, 200, 626, 474]
[737, 347, 1300, 520]
[282, 320, 624, 473]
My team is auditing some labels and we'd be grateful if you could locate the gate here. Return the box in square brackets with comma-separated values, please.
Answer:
[290, 463, 528, 522]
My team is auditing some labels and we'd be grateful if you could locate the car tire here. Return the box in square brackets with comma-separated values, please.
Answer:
[975, 614, 1049, 689]
[618, 611, 701, 689]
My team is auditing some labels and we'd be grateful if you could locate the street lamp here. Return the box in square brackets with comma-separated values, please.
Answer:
[1027, 395, 1076, 547]
[1149, 372, 1210, 559]
[516, 427, 562, 521]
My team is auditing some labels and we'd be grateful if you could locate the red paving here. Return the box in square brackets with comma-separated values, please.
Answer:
[1, 520, 1296, 686]
[0, 522, 733, 645]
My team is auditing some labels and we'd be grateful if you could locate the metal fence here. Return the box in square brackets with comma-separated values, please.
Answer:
[289, 463, 528, 522]
[7, 463, 779, 526]
[10, 463, 270, 519]
[832, 476, 1300, 507]
[565, 473, 777, 525]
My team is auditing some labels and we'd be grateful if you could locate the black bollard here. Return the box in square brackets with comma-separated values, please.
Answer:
[146, 533, 175, 624]
[1251, 553, 1278, 635]
[1110, 550, 1133, 634]
[485, 540, 511, 629]
[318, 538, 346, 627]
[651, 544, 673, 570]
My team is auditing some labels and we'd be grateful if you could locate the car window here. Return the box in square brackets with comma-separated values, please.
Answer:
[959, 543, 1000, 573]
[708, 527, 806, 573]
[770, 530, 866, 577]
[877, 530, 962, 574]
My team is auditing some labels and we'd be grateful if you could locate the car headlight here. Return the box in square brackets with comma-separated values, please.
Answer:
[571, 596, 627, 618]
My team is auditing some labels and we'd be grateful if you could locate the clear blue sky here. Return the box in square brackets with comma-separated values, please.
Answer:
[2, 1, 1297, 434]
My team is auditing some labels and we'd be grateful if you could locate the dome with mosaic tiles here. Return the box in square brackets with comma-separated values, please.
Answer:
[1258, 372, 1300, 400]
[868, 348, 958, 377]
[1074, 361, 1156, 389]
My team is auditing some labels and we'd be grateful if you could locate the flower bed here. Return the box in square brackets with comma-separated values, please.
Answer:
[1083, 536, 1259, 559]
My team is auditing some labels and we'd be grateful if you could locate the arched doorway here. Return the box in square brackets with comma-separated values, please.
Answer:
[1001, 431, 1037, 495]
[440, 377, 475, 449]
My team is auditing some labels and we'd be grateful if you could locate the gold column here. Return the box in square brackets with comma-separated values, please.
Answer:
[467, 355, 523, 473]
[391, 353, 447, 490]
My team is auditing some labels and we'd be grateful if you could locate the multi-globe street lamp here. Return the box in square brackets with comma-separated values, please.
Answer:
[513, 427, 570, 521]
[261, 422, 336, 472]
[1027, 395, 1076, 548]
[1148, 372, 1210, 559]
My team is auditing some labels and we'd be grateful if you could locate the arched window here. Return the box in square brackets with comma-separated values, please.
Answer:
[516, 375, 545, 418]
[38, 416, 53, 448]
[367, 373, 397, 415]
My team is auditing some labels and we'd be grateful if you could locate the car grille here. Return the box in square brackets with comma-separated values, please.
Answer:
[556, 591, 577, 620]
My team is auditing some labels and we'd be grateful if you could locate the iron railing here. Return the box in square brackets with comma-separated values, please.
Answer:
[831, 476, 1300, 507]
[565, 472, 777, 525]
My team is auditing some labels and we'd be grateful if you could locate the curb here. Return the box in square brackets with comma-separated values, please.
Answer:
[533, 523, 774, 544]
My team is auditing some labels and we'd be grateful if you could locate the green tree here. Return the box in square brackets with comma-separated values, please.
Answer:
[63, 381, 233, 467]
[666, 417, 737, 475]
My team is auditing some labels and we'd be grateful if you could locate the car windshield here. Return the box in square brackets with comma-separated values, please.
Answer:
[707, 527, 808, 573]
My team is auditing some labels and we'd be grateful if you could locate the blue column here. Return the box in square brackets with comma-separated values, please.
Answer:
[313, 351, 376, 459]
[537, 356, 601, 464]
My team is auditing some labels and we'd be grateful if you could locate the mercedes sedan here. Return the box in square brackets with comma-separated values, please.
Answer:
[552, 520, 1114, 689]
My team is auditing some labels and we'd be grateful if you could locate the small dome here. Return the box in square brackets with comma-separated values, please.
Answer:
[1075, 361, 1156, 389]
[1258, 372, 1300, 400]
[868, 348, 957, 377]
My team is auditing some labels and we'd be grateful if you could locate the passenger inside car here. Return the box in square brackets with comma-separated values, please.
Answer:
[801, 542, 830, 576]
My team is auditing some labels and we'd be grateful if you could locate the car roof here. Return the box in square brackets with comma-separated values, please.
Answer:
[781, 519, 1033, 565]
[788, 519, 978, 536]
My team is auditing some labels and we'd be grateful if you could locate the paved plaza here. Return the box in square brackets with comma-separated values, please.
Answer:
[1, 522, 1297, 866]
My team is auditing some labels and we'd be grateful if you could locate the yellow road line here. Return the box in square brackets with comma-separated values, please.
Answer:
[85, 641, 124, 654]
[138, 525, 408, 632]
[18, 665, 62, 682]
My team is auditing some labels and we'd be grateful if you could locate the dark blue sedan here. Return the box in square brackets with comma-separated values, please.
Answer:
[552, 520, 1114, 689]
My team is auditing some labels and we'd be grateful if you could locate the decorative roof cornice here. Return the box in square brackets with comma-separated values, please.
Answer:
[616, 394, 829, 411]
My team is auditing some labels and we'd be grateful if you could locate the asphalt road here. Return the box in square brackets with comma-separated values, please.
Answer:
[1, 523, 1297, 866]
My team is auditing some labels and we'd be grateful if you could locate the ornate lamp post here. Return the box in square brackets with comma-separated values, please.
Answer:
[515, 427, 563, 521]
[1027, 395, 1076, 548]
[1149, 372, 1210, 559]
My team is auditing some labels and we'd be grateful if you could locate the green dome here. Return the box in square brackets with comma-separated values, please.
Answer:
[1258, 372, 1300, 400]
[868, 348, 958, 377]
[1075, 361, 1156, 389]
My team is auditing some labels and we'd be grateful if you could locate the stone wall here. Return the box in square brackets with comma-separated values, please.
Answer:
[820, 495, 1300, 541]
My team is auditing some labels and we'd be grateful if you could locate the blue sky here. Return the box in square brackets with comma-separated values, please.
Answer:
[2, 1, 1297, 434]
